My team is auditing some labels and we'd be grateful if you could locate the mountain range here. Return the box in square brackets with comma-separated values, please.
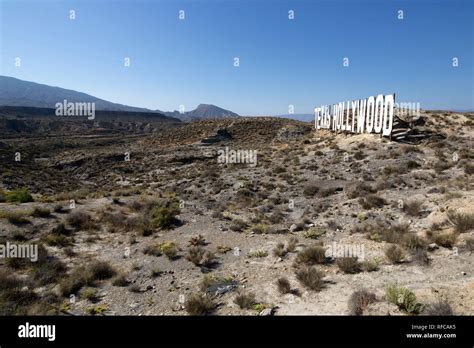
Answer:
[0, 76, 239, 122]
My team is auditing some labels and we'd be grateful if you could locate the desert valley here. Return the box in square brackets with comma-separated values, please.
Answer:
[0, 101, 473, 316]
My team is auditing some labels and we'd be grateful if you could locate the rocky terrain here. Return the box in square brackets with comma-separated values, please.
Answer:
[0, 111, 473, 316]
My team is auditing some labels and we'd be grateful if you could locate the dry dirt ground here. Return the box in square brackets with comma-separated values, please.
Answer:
[0, 111, 473, 316]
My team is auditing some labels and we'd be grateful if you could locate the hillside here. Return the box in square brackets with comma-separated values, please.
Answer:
[0, 110, 472, 316]
[0, 76, 155, 112]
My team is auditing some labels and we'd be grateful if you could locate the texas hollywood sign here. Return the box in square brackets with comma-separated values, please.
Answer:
[314, 93, 395, 137]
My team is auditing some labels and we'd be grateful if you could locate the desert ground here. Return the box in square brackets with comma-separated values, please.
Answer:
[0, 111, 473, 316]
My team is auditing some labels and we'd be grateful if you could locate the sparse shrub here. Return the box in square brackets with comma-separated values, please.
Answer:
[188, 234, 206, 246]
[303, 184, 319, 197]
[186, 246, 205, 264]
[132, 261, 143, 271]
[465, 236, 474, 251]
[59, 269, 88, 296]
[42, 233, 71, 247]
[251, 223, 268, 234]
[128, 200, 143, 211]
[412, 249, 430, 266]
[303, 227, 325, 239]
[385, 245, 404, 264]
[160, 242, 179, 260]
[401, 145, 422, 154]
[86, 304, 108, 315]
[101, 211, 127, 229]
[150, 268, 162, 278]
[140, 225, 153, 237]
[27, 245, 66, 286]
[286, 236, 298, 252]
[365, 221, 409, 244]
[447, 211, 474, 233]
[319, 187, 338, 197]
[186, 246, 217, 267]
[53, 204, 67, 213]
[402, 233, 427, 251]
[276, 277, 291, 294]
[129, 284, 141, 293]
[216, 245, 232, 254]
[0, 278, 38, 315]
[406, 160, 420, 170]
[31, 207, 51, 218]
[185, 294, 216, 315]
[150, 201, 180, 229]
[0, 210, 30, 224]
[434, 161, 453, 173]
[234, 292, 256, 309]
[67, 211, 95, 230]
[403, 200, 423, 217]
[359, 194, 386, 209]
[386, 284, 424, 314]
[295, 245, 327, 265]
[336, 257, 361, 274]
[348, 289, 377, 315]
[5, 188, 33, 203]
[87, 261, 116, 281]
[361, 258, 379, 272]
[51, 223, 70, 236]
[432, 231, 457, 248]
[0, 269, 24, 291]
[143, 244, 163, 257]
[230, 218, 248, 232]
[353, 150, 366, 160]
[80, 287, 99, 302]
[268, 211, 284, 224]
[112, 273, 129, 287]
[199, 274, 236, 293]
[347, 182, 376, 199]
[11, 230, 27, 241]
[295, 266, 324, 291]
[463, 162, 474, 175]
[273, 242, 287, 257]
[248, 250, 268, 258]
[253, 303, 267, 314]
[423, 299, 453, 316]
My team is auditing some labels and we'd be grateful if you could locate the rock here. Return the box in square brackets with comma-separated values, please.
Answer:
[428, 243, 439, 251]
[289, 224, 298, 232]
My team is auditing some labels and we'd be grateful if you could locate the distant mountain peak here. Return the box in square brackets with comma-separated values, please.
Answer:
[161, 104, 239, 122]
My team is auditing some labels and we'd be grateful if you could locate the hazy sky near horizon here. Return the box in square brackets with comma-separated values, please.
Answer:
[1, 0, 472, 115]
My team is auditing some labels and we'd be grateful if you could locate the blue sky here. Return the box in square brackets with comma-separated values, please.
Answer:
[1, 0, 472, 115]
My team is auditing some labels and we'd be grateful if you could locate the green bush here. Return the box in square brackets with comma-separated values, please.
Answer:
[5, 188, 34, 203]
[386, 284, 424, 315]
[150, 201, 180, 229]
